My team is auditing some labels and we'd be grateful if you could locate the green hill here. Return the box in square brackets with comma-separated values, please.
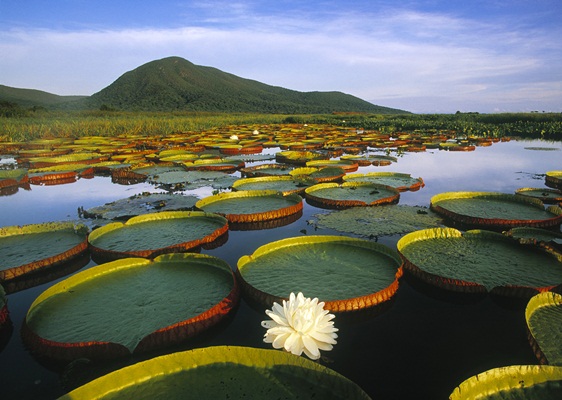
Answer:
[0, 84, 86, 109]
[2, 56, 408, 114]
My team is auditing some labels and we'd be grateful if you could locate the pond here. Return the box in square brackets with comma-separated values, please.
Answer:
[0, 137, 561, 399]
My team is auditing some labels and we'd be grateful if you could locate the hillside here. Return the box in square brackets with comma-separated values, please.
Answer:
[2, 57, 409, 114]
[0, 84, 86, 109]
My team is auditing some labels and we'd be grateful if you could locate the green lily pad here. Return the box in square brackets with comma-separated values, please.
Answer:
[305, 159, 359, 172]
[526, 292, 562, 365]
[88, 211, 228, 261]
[546, 171, 562, 190]
[505, 227, 562, 251]
[240, 163, 295, 177]
[515, 188, 562, 204]
[449, 365, 562, 400]
[59, 346, 371, 399]
[343, 172, 425, 191]
[315, 205, 443, 237]
[83, 193, 200, 220]
[237, 235, 403, 312]
[430, 191, 562, 231]
[232, 176, 312, 195]
[305, 182, 400, 209]
[397, 228, 562, 296]
[196, 190, 303, 224]
[22, 253, 239, 360]
[0, 222, 89, 281]
[290, 167, 346, 183]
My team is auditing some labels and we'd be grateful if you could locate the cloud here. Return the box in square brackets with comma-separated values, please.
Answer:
[1, 5, 560, 112]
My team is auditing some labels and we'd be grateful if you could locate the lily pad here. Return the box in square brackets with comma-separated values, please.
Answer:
[305, 159, 359, 172]
[240, 163, 295, 177]
[290, 166, 346, 183]
[0, 222, 89, 281]
[315, 205, 443, 237]
[196, 190, 303, 224]
[305, 182, 400, 209]
[237, 235, 403, 312]
[343, 172, 425, 191]
[59, 346, 371, 399]
[22, 253, 239, 361]
[232, 176, 312, 195]
[505, 227, 562, 254]
[449, 365, 562, 400]
[430, 191, 562, 231]
[545, 171, 562, 190]
[526, 291, 562, 365]
[83, 193, 200, 220]
[515, 187, 562, 204]
[88, 211, 228, 261]
[275, 150, 329, 165]
[397, 227, 562, 296]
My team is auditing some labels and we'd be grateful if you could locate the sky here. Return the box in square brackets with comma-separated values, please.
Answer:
[1, 0, 561, 113]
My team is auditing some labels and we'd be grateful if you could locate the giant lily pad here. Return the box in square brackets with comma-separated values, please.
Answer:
[546, 171, 562, 190]
[88, 211, 228, 262]
[83, 193, 200, 220]
[430, 191, 562, 231]
[315, 205, 443, 237]
[305, 182, 400, 209]
[237, 235, 403, 312]
[505, 227, 562, 255]
[397, 228, 562, 296]
[526, 291, 562, 365]
[343, 172, 425, 191]
[0, 222, 89, 281]
[240, 163, 295, 177]
[232, 176, 312, 195]
[196, 190, 303, 224]
[449, 365, 562, 399]
[289, 166, 346, 183]
[515, 187, 562, 204]
[22, 253, 239, 361]
[275, 150, 329, 165]
[59, 345, 371, 399]
[305, 159, 359, 172]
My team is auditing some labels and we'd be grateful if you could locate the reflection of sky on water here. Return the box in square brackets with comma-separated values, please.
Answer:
[1, 139, 560, 228]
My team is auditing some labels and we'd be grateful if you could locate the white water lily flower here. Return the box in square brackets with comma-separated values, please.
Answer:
[261, 292, 338, 360]
[229, 134, 239, 140]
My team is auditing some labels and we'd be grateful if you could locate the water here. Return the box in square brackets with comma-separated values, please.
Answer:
[0, 139, 561, 399]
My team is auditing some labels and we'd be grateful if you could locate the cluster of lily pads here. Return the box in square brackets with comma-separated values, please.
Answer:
[1, 123, 562, 398]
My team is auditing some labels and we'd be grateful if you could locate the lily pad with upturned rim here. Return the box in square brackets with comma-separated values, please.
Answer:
[397, 227, 562, 297]
[526, 291, 562, 365]
[305, 182, 400, 209]
[546, 171, 562, 190]
[515, 187, 562, 204]
[289, 166, 346, 183]
[305, 159, 359, 172]
[88, 211, 229, 262]
[195, 190, 303, 224]
[59, 345, 371, 399]
[237, 235, 403, 313]
[21, 253, 239, 361]
[505, 227, 562, 255]
[430, 191, 562, 231]
[449, 365, 562, 400]
[232, 176, 312, 195]
[240, 163, 295, 177]
[343, 172, 425, 191]
[0, 222, 89, 281]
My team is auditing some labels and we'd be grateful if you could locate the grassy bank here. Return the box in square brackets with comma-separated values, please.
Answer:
[1, 110, 561, 142]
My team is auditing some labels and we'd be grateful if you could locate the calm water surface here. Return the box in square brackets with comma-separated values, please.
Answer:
[0, 139, 560, 399]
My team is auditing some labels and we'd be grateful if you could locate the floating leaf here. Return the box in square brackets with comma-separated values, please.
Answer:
[526, 291, 562, 365]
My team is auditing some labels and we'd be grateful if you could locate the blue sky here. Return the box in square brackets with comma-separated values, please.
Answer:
[1, 0, 561, 113]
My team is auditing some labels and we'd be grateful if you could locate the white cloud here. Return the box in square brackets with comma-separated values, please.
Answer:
[1, 7, 560, 112]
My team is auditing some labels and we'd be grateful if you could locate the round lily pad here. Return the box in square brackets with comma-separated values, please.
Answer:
[305, 159, 359, 172]
[546, 171, 562, 190]
[397, 228, 562, 296]
[343, 172, 425, 191]
[232, 176, 312, 195]
[526, 291, 562, 365]
[240, 163, 295, 177]
[237, 235, 403, 312]
[305, 182, 400, 209]
[315, 205, 443, 237]
[449, 365, 562, 400]
[289, 166, 346, 183]
[88, 211, 229, 262]
[505, 227, 562, 254]
[83, 193, 200, 220]
[0, 222, 89, 281]
[195, 190, 303, 224]
[275, 150, 329, 165]
[59, 346, 371, 399]
[22, 253, 239, 361]
[515, 187, 562, 204]
[183, 159, 245, 172]
[430, 191, 562, 231]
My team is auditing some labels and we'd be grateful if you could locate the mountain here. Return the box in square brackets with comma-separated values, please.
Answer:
[0, 85, 87, 109]
[2, 57, 408, 113]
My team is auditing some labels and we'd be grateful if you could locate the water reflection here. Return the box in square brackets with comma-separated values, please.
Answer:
[0, 139, 560, 399]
